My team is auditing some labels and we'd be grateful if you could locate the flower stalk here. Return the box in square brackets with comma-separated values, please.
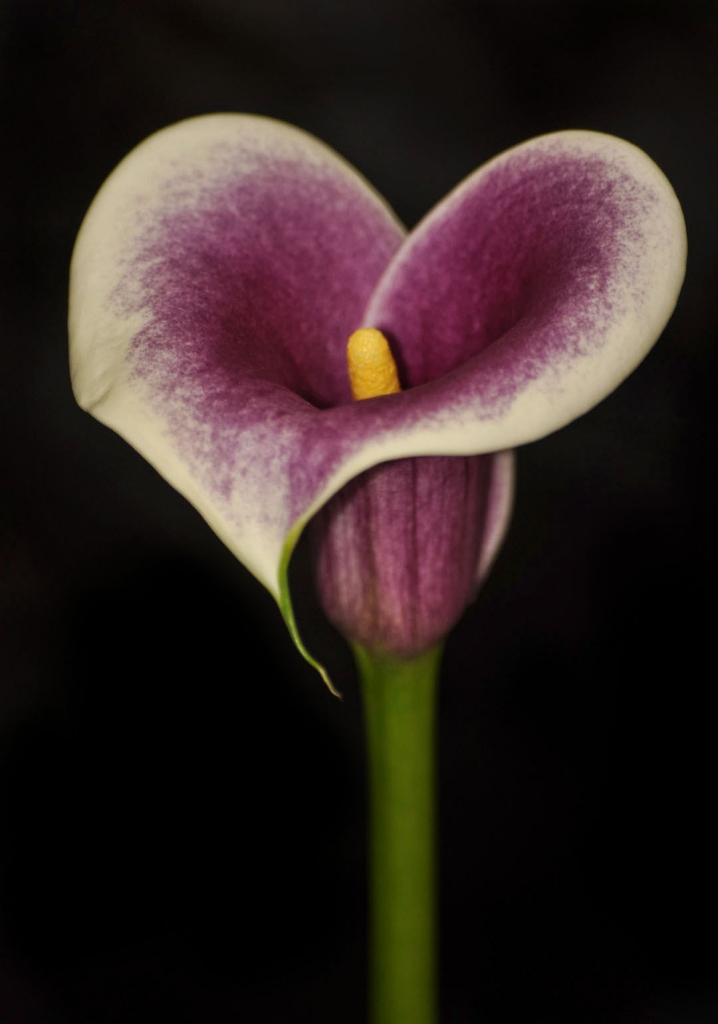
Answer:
[354, 641, 442, 1024]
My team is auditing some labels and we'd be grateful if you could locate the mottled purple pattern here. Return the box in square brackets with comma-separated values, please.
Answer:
[121, 130, 405, 518]
[311, 454, 493, 658]
[366, 136, 659, 412]
[117, 127, 667, 539]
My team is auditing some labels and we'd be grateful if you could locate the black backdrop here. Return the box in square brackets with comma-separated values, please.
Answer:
[0, 2, 716, 1021]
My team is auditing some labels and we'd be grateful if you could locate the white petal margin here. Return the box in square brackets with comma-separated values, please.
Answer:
[69, 113, 404, 601]
[364, 129, 687, 453]
[70, 121, 685, 690]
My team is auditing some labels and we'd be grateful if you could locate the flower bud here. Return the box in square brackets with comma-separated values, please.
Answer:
[311, 452, 509, 659]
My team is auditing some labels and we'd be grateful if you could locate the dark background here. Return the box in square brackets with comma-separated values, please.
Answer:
[0, 1, 716, 1021]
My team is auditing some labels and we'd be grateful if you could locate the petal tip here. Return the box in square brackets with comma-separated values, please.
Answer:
[279, 523, 341, 698]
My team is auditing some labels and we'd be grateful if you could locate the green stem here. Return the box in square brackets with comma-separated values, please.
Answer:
[353, 642, 442, 1024]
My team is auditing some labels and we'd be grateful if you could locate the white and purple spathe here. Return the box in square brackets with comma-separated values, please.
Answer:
[69, 115, 685, 681]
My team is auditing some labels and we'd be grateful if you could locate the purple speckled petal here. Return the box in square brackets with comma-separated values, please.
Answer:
[70, 119, 684, 678]
[364, 130, 686, 449]
[70, 114, 406, 591]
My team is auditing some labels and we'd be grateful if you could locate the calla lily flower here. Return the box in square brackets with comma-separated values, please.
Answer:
[69, 115, 685, 688]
